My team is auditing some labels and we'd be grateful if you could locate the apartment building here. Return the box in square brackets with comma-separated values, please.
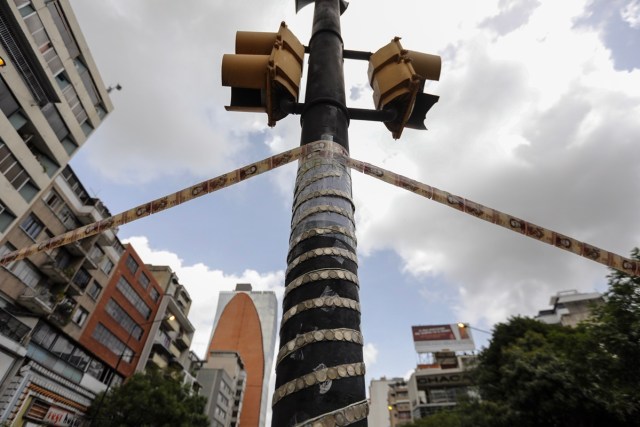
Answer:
[388, 380, 412, 427]
[535, 289, 604, 327]
[0, 0, 112, 235]
[0, 166, 124, 426]
[140, 265, 197, 386]
[369, 377, 405, 427]
[198, 351, 246, 427]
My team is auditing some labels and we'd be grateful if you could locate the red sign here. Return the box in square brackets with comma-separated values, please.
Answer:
[412, 325, 456, 342]
[411, 323, 475, 353]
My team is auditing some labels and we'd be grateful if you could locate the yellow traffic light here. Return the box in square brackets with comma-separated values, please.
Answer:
[222, 22, 304, 127]
[0, 56, 5, 67]
[368, 37, 441, 139]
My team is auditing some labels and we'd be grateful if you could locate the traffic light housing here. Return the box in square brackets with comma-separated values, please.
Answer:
[368, 37, 441, 139]
[221, 22, 304, 127]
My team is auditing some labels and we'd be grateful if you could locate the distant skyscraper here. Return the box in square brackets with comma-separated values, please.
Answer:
[207, 283, 277, 427]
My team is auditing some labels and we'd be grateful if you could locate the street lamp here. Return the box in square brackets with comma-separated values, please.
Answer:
[90, 314, 176, 426]
[457, 322, 492, 335]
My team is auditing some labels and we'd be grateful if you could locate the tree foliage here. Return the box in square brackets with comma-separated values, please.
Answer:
[87, 367, 209, 427]
[407, 248, 640, 427]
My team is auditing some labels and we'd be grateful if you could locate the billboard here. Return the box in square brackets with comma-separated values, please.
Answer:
[412, 324, 475, 353]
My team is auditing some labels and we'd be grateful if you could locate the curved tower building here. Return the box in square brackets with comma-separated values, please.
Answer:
[207, 284, 278, 426]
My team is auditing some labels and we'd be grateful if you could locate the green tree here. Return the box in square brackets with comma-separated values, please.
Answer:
[453, 248, 640, 427]
[583, 247, 640, 420]
[87, 367, 209, 427]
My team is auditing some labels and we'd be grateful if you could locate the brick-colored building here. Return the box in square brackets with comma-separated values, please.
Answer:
[79, 243, 164, 381]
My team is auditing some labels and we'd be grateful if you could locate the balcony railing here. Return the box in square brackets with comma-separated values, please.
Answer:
[40, 261, 72, 284]
[17, 287, 55, 315]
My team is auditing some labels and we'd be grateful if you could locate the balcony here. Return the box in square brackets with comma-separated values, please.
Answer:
[82, 256, 98, 270]
[163, 315, 179, 333]
[18, 287, 56, 315]
[175, 331, 192, 350]
[50, 296, 76, 326]
[149, 352, 169, 369]
[153, 330, 172, 354]
[64, 241, 87, 257]
[40, 262, 72, 284]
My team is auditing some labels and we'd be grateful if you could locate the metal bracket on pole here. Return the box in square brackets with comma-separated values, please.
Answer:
[295, 0, 348, 14]
[281, 100, 398, 123]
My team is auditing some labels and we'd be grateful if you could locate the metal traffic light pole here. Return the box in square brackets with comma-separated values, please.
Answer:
[220, 0, 440, 424]
[272, 0, 368, 425]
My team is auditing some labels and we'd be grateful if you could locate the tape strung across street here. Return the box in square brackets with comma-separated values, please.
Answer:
[1, 140, 637, 278]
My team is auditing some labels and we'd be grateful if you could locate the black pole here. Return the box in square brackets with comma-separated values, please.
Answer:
[273, 0, 368, 425]
[90, 327, 135, 426]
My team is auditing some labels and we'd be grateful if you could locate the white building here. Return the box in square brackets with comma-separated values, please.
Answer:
[368, 377, 404, 427]
[535, 289, 603, 327]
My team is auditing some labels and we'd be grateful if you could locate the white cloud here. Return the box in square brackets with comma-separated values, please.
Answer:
[122, 236, 285, 359]
[621, 0, 640, 29]
[363, 342, 379, 367]
[69, 0, 640, 386]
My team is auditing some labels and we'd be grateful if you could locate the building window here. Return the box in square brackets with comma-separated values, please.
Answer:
[101, 258, 114, 275]
[150, 287, 160, 303]
[221, 380, 231, 395]
[31, 323, 56, 349]
[11, 259, 42, 288]
[138, 272, 150, 289]
[52, 247, 73, 270]
[50, 335, 74, 361]
[217, 393, 229, 407]
[87, 281, 102, 300]
[20, 213, 44, 240]
[106, 299, 142, 340]
[81, 121, 93, 136]
[71, 306, 88, 326]
[61, 137, 77, 155]
[0, 200, 16, 232]
[214, 405, 227, 419]
[0, 141, 39, 202]
[92, 323, 133, 362]
[125, 255, 138, 274]
[44, 190, 63, 211]
[113, 240, 125, 256]
[61, 167, 89, 203]
[88, 244, 104, 262]
[116, 276, 151, 319]
[58, 205, 80, 230]
[70, 347, 91, 371]
[72, 268, 91, 290]
[86, 358, 107, 381]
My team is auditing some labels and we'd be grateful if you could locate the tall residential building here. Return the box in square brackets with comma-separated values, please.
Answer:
[198, 351, 246, 427]
[0, 1, 114, 418]
[207, 283, 278, 427]
[142, 265, 198, 388]
[368, 377, 405, 427]
[0, 0, 112, 236]
[535, 289, 603, 327]
[388, 380, 412, 427]
[0, 166, 125, 426]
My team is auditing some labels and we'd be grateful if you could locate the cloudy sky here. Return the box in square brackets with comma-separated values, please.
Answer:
[67, 0, 640, 388]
